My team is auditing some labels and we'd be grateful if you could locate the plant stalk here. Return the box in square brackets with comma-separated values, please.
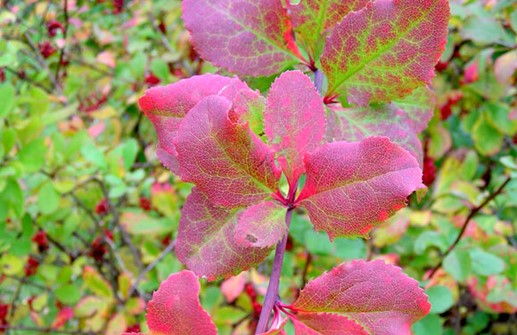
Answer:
[314, 69, 323, 95]
[255, 209, 293, 334]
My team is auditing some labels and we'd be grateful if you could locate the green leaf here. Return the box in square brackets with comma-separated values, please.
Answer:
[0, 84, 15, 117]
[120, 210, 175, 235]
[38, 182, 60, 214]
[412, 313, 444, 335]
[472, 113, 504, 156]
[18, 138, 46, 172]
[443, 249, 471, 282]
[150, 59, 170, 81]
[55, 284, 82, 305]
[470, 248, 505, 276]
[426, 285, 454, 314]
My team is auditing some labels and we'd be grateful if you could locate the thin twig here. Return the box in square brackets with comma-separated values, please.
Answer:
[428, 176, 512, 280]
[255, 209, 293, 334]
[0, 325, 97, 335]
[22, 31, 64, 96]
[55, 0, 70, 81]
[127, 239, 176, 299]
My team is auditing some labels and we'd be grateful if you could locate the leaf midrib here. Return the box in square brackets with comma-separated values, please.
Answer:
[329, 1, 439, 94]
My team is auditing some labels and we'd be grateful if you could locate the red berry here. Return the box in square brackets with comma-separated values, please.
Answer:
[89, 237, 107, 261]
[113, 0, 123, 14]
[46, 20, 64, 37]
[145, 72, 160, 86]
[38, 41, 56, 59]
[422, 156, 436, 187]
[0, 68, 5, 83]
[440, 102, 452, 120]
[139, 197, 152, 211]
[161, 235, 172, 247]
[125, 324, 141, 333]
[0, 303, 9, 327]
[435, 61, 448, 72]
[32, 230, 49, 253]
[24, 256, 40, 277]
[95, 199, 109, 216]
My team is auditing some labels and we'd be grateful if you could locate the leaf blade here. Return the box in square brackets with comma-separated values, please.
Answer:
[175, 188, 272, 280]
[294, 260, 431, 335]
[182, 0, 301, 76]
[321, 0, 449, 105]
[264, 71, 325, 184]
[146, 270, 217, 335]
[297, 137, 422, 239]
[175, 95, 280, 208]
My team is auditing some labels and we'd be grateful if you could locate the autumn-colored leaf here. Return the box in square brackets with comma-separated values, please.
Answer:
[296, 137, 422, 239]
[234, 200, 287, 248]
[288, 0, 370, 58]
[264, 71, 325, 185]
[175, 188, 272, 280]
[325, 87, 435, 165]
[146, 271, 217, 335]
[292, 312, 368, 335]
[138, 74, 252, 173]
[182, 0, 302, 76]
[175, 95, 280, 208]
[294, 260, 431, 335]
[321, 0, 449, 105]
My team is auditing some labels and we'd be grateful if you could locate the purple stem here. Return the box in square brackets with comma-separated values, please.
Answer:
[255, 209, 293, 334]
[314, 69, 323, 96]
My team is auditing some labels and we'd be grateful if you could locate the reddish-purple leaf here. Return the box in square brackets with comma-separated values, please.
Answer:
[288, 0, 370, 58]
[138, 74, 252, 173]
[291, 312, 368, 335]
[294, 260, 431, 335]
[182, 0, 302, 76]
[175, 95, 281, 208]
[146, 270, 217, 335]
[325, 87, 435, 165]
[235, 200, 287, 248]
[175, 188, 272, 280]
[264, 71, 325, 185]
[321, 0, 449, 105]
[296, 137, 422, 239]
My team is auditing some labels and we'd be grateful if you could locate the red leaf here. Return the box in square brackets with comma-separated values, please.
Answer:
[51, 307, 74, 329]
[182, 0, 302, 76]
[325, 87, 435, 166]
[175, 188, 272, 280]
[264, 71, 325, 185]
[321, 0, 449, 105]
[234, 200, 287, 248]
[296, 137, 422, 239]
[294, 260, 430, 335]
[145, 271, 217, 335]
[175, 96, 280, 208]
[139, 74, 253, 174]
[288, 0, 370, 58]
[291, 312, 368, 335]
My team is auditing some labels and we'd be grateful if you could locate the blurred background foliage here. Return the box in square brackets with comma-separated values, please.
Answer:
[0, 0, 516, 334]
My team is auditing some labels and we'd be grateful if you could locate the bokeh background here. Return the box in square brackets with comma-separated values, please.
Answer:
[0, 0, 516, 334]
